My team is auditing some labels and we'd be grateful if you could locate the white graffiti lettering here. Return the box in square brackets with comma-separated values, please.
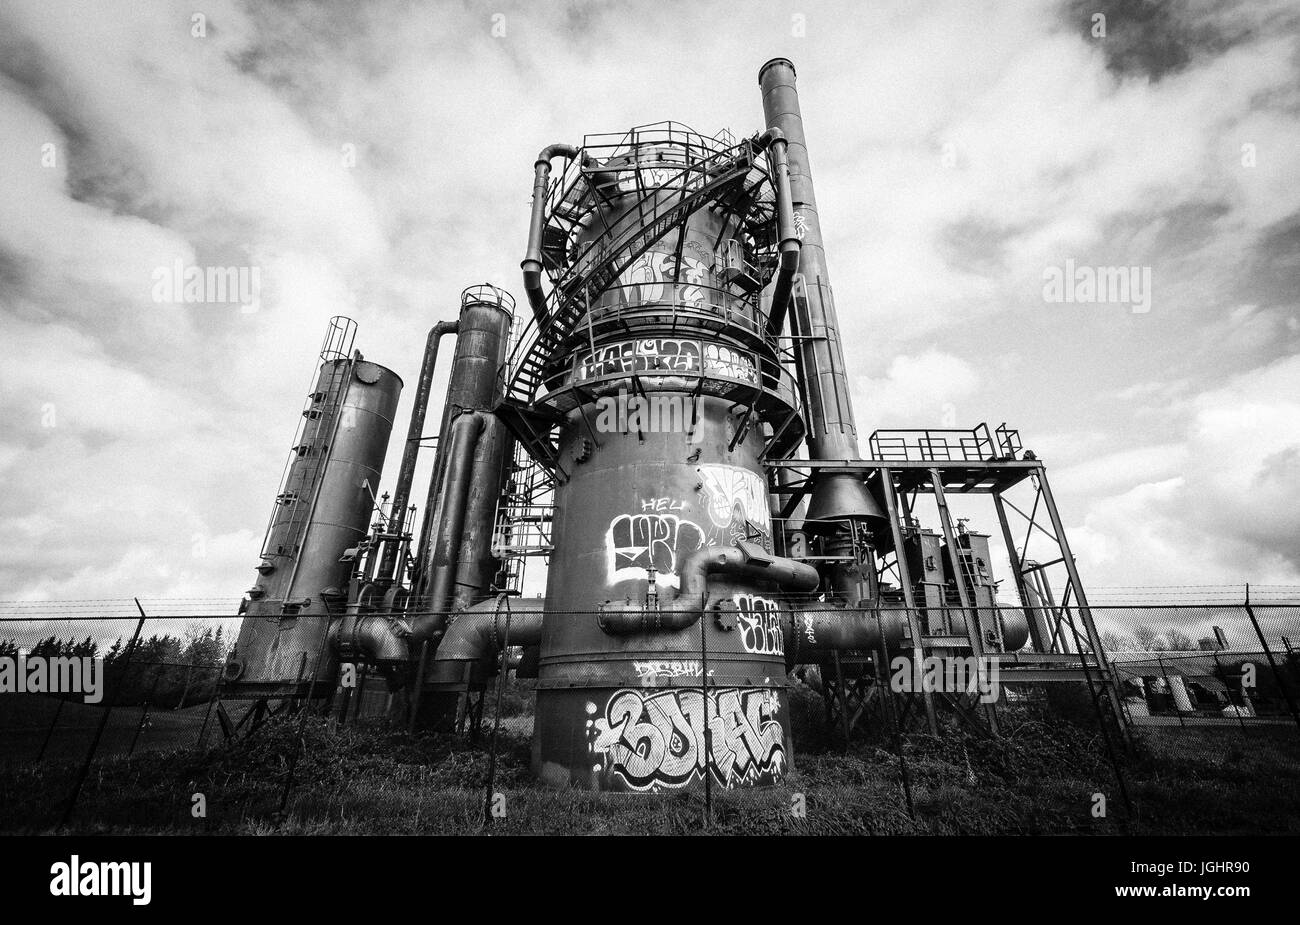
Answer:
[801, 613, 817, 645]
[617, 250, 710, 307]
[607, 513, 706, 587]
[735, 593, 784, 656]
[590, 687, 786, 790]
[640, 497, 686, 512]
[577, 338, 701, 381]
[632, 660, 708, 684]
[698, 464, 772, 549]
[702, 343, 759, 385]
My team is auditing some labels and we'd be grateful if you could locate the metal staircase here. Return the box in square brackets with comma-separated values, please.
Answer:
[502, 138, 762, 407]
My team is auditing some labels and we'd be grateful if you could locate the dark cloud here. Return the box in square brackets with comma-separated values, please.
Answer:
[1063, 0, 1269, 81]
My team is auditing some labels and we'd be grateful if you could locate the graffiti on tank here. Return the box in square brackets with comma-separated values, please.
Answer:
[802, 613, 817, 645]
[616, 165, 685, 193]
[632, 660, 710, 684]
[697, 464, 772, 549]
[617, 250, 710, 308]
[606, 513, 706, 587]
[702, 343, 759, 385]
[792, 211, 809, 240]
[588, 687, 786, 790]
[577, 338, 701, 381]
[640, 497, 687, 513]
[735, 594, 784, 656]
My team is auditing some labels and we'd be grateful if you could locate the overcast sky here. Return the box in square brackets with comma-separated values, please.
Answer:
[1, 0, 1297, 607]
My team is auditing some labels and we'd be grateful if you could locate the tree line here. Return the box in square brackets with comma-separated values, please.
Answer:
[0, 627, 230, 708]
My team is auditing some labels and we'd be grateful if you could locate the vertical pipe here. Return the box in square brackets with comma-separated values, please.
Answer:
[484, 595, 513, 828]
[699, 591, 712, 820]
[759, 58, 882, 527]
[418, 410, 486, 636]
[385, 320, 458, 582]
[522, 144, 581, 319]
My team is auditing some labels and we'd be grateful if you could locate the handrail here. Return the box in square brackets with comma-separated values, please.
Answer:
[506, 140, 762, 403]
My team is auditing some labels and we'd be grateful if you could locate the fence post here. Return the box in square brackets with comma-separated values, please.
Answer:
[277, 614, 334, 816]
[483, 594, 513, 829]
[128, 668, 162, 758]
[60, 599, 148, 827]
[1155, 653, 1185, 729]
[1242, 588, 1300, 734]
[197, 658, 228, 750]
[36, 694, 67, 764]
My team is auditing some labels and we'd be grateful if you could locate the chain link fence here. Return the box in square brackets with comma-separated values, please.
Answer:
[0, 597, 1297, 832]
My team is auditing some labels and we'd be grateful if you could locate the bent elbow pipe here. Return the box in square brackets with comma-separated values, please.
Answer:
[427, 597, 545, 684]
[329, 614, 408, 663]
[522, 143, 581, 320]
[762, 128, 801, 336]
[598, 544, 820, 635]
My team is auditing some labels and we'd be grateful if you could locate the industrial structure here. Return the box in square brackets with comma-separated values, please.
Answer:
[224, 58, 1125, 791]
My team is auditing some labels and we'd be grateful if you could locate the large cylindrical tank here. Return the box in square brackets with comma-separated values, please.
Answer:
[528, 131, 806, 791]
[232, 355, 403, 691]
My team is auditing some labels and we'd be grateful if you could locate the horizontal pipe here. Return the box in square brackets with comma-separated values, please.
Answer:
[784, 607, 904, 663]
[521, 143, 582, 320]
[428, 597, 545, 684]
[598, 543, 820, 635]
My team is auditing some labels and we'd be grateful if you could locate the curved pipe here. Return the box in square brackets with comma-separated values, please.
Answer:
[758, 128, 801, 337]
[521, 143, 582, 320]
[411, 410, 485, 646]
[383, 319, 458, 581]
[598, 542, 820, 635]
[329, 613, 408, 662]
[428, 596, 545, 684]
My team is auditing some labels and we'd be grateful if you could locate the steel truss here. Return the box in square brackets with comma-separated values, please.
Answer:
[768, 424, 1129, 748]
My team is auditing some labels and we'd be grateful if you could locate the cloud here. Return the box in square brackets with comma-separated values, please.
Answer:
[853, 350, 980, 434]
[1067, 353, 1300, 586]
[0, 0, 1296, 604]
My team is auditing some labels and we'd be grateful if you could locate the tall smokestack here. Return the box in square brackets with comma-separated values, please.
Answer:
[759, 58, 883, 529]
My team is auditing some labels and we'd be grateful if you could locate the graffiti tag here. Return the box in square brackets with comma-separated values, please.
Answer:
[617, 250, 710, 307]
[632, 660, 708, 684]
[735, 593, 784, 656]
[702, 343, 758, 385]
[590, 687, 786, 790]
[607, 513, 706, 587]
[697, 464, 771, 549]
[577, 338, 701, 381]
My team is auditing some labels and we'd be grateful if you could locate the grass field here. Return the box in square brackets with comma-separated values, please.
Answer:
[3, 690, 1298, 835]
